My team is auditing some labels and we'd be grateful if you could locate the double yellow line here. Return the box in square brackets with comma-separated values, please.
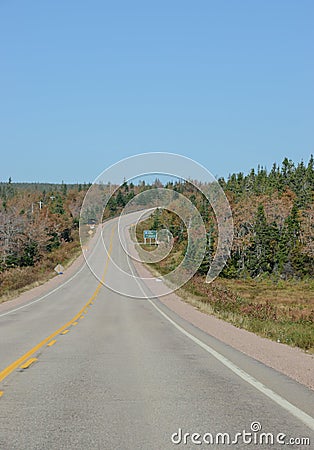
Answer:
[0, 227, 115, 387]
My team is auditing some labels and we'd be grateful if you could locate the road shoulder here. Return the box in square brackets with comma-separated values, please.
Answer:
[132, 257, 314, 391]
[0, 253, 85, 316]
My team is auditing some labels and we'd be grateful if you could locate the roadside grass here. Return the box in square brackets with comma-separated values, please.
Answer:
[219, 277, 314, 308]
[132, 221, 314, 352]
[0, 238, 82, 303]
[179, 276, 314, 352]
[141, 256, 314, 352]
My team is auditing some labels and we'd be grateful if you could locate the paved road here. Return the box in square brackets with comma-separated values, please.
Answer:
[0, 213, 313, 449]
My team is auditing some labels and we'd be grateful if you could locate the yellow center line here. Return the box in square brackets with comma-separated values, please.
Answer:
[19, 358, 38, 370]
[0, 226, 115, 385]
[47, 340, 57, 347]
[61, 329, 70, 335]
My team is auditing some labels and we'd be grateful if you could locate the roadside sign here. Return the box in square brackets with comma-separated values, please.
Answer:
[144, 230, 157, 239]
[143, 230, 157, 244]
[54, 264, 64, 275]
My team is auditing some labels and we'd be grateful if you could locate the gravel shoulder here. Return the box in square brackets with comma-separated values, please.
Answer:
[132, 258, 314, 391]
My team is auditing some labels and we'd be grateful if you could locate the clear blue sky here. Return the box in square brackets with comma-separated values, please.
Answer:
[1, 0, 313, 183]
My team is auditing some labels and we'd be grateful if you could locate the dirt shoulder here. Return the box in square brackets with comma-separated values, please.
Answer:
[132, 258, 314, 391]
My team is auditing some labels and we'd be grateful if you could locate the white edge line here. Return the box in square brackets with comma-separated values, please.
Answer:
[0, 223, 105, 319]
[124, 221, 314, 432]
[0, 262, 86, 318]
[148, 299, 314, 432]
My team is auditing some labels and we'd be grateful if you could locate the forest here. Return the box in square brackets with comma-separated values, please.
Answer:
[0, 156, 313, 296]
[112, 156, 314, 280]
[0, 181, 89, 298]
[130, 156, 314, 350]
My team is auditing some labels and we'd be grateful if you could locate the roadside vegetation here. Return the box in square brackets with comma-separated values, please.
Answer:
[0, 181, 89, 301]
[131, 156, 314, 352]
[1, 157, 313, 352]
[134, 213, 314, 352]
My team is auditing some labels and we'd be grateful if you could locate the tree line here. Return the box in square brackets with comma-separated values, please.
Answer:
[119, 156, 313, 280]
[1, 156, 313, 280]
[0, 181, 88, 271]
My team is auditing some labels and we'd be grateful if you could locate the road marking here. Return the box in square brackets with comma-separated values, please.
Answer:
[0, 223, 106, 319]
[47, 340, 57, 347]
[125, 228, 314, 432]
[0, 227, 115, 386]
[79, 316, 85, 320]
[0, 391, 3, 397]
[150, 299, 314, 431]
[20, 358, 38, 370]
[0, 263, 86, 319]
[61, 330, 70, 335]
[72, 322, 78, 326]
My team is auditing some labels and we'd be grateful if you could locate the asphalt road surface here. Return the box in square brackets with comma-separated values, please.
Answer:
[0, 213, 313, 449]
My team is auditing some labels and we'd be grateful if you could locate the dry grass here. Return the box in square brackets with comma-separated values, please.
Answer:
[142, 261, 314, 351]
[0, 240, 81, 303]
[220, 278, 314, 306]
[134, 222, 314, 351]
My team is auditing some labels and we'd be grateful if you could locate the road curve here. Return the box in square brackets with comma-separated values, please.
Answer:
[0, 213, 313, 449]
